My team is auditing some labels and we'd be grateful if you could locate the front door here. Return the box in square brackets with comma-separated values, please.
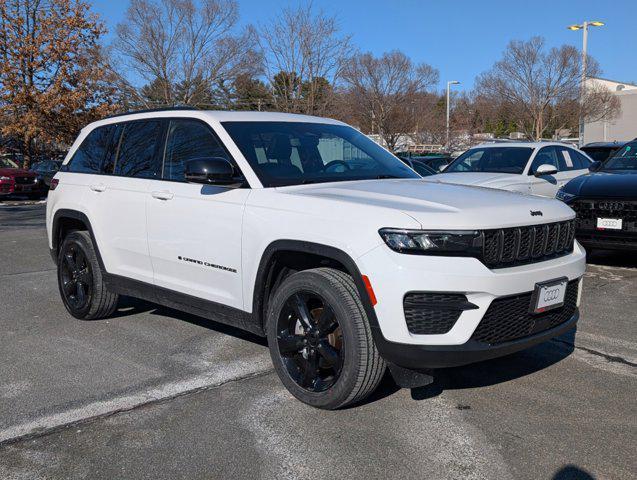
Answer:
[529, 146, 562, 197]
[146, 118, 249, 309]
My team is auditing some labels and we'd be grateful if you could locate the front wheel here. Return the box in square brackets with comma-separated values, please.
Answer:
[266, 268, 385, 409]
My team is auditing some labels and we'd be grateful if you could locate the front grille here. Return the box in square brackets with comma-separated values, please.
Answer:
[471, 280, 579, 345]
[571, 199, 637, 234]
[482, 220, 575, 269]
[404, 292, 474, 335]
[14, 176, 35, 185]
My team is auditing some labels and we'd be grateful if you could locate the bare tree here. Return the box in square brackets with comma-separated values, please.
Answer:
[475, 37, 619, 140]
[113, 0, 259, 107]
[259, 2, 351, 115]
[342, 51, 439, 151]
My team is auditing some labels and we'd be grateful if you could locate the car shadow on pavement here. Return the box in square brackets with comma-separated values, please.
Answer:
[355, 330, 577, 407]
[552, 465, 596, 480]
[410, 329, 576, 401]
[111, 295, 268, 346]
[586, 249, 637, 268]
[110, 296, 576, 407]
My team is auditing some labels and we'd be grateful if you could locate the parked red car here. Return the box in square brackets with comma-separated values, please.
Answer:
[0, 157, 44, 198]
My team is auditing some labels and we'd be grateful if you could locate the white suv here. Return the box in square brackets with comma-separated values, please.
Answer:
[432, 142, 593, 197]
[47, 109, 585, 409]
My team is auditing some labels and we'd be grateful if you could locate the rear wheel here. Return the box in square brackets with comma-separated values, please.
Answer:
[57, 231, 118, 319]
[266, 268, 385, 409]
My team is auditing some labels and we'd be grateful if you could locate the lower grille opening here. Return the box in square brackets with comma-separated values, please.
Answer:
[470, 280, 579, 345]
[404, 292, 476, 335]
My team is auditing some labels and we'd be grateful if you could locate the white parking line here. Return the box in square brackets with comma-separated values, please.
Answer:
[0, 357, 273, 445]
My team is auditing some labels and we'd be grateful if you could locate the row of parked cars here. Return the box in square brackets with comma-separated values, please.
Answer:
[0, 155, 62, 199]
[398, 140, 636, 253]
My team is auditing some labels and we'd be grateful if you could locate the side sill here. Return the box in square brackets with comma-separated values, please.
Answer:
[103, 273, 263, 337]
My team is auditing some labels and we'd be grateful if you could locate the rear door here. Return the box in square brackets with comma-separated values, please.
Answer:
[556, 146, 592, 183]
[87, 119, 163, 284]
[146, 118, 249, 309]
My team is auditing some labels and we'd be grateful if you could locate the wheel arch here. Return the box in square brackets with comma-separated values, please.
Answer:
[51, 209, 105, 270]
[252, 240, 381, 335]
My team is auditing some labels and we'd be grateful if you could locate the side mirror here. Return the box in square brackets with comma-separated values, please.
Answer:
[589, 161, 602, 172]
[534, 164, 558, 177]
[185, 157, 238, 186]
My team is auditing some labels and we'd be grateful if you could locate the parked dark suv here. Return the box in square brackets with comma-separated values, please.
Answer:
[30, 159, 63, 189]
[580, 141, 625, 163]
[557, 139, 637, 251]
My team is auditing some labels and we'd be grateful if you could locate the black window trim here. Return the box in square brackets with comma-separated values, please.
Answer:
[63, 117, 245, 185]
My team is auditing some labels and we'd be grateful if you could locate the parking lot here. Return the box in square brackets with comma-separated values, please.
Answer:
[0, 202, 635, 480]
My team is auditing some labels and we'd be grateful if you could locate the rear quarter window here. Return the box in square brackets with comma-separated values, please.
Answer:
[67, 125, 115, 174]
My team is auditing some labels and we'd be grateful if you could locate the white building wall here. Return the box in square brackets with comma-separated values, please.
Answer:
[584, 89, 637, 143]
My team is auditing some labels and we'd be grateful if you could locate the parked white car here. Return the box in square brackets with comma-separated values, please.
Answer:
[430, 142, 593, 197]
[46, 111, 585, 409]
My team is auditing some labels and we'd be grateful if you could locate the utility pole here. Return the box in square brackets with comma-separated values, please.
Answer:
[446, 80, 460, 150]
[568, 20, 604, 146]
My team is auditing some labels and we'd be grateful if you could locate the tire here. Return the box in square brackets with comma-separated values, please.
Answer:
[266, 267, 386, 409]
[57, 230, 119, 320]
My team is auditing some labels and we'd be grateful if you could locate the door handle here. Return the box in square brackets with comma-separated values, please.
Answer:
[90, 183, 106, 192]
[151, 190, 174, 201]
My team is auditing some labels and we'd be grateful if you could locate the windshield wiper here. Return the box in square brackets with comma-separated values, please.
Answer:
[375, 174, 401, 179]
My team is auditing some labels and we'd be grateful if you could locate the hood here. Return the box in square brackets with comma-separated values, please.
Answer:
[564, 170, 637, 198]
[0, 167, 34, 177]
[427, 172, 523, 188]
[280, 179, 574, 230]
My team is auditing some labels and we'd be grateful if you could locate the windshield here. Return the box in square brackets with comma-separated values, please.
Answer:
[0, 158, 19, 169]
[445, 147, 534, 174]
[221, 121, 419, 187]
[602, 142, 637, 170]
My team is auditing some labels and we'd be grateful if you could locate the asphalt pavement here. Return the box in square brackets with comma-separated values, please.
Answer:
[0, 203, 635, 480]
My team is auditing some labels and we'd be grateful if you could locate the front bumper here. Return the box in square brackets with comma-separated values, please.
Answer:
[357, 241, 586, 346]
[373, 310, 578, 369]
[576, 231, 637, 251]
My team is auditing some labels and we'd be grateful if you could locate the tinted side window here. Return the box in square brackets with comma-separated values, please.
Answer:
[163, 119, 232, 181]
[114, 120, 163, 178]
[571, 149, 592, 169]
[530, 147, 559, 174]
[68, 126, 114, 174]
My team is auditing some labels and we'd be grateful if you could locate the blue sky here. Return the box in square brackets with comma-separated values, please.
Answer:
[91, 0, 637, 91]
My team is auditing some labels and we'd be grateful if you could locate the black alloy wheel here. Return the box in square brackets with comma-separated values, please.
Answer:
[266, 268, 386, 409]
[56, 230, 119, 320]
[276, 291, 343, 392]
[59, 242, 93, 311]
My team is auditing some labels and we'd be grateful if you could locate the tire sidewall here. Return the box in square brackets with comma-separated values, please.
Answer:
[266, 270, 364, 409]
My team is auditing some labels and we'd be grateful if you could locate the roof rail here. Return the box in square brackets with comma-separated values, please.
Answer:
[103, 106, 200, 120]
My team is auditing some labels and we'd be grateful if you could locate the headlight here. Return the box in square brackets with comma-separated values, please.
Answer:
[379, 228, 483, 256]
[0, 176, 10, 181]
[556, 189, 576, 202]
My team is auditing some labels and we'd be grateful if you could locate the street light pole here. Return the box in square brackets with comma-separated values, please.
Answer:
[446, 80, 460, 150]
[568, 20, 604, 146]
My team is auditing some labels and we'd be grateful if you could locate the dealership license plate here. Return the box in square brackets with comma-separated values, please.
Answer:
[531, 278, 568, 314]
[597, 217, 623, 230]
